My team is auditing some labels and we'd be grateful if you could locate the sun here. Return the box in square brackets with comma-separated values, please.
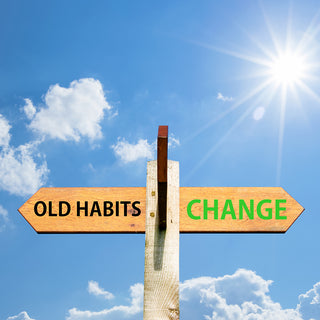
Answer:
[186, 9, 320, 185]
[269, 51, 307, 86]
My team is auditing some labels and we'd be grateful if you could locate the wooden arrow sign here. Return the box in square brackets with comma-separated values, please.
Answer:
[18, 187, 146, 233]
[18, 186, 303, 233]
[180, 187, 304, 233]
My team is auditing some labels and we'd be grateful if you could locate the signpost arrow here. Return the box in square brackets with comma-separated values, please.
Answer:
[180, 187, 304, 233]
[18, 187, 146, 233]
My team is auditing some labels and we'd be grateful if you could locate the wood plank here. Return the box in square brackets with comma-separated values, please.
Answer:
[179, 187, 304, 233]
[158, 125, 168, 230]
[144, 160, 180, 319]
[18, 187, 146, 233]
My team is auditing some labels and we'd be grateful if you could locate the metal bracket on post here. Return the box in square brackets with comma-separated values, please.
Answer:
[157, 125, 168, 230]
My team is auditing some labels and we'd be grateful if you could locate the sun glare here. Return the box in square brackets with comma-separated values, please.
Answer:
[270, 51, 306, 86]
[186, 8, 320, 185]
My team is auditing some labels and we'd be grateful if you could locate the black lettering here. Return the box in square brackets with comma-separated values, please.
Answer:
[34, 201, 46, 216]
[121, 201, 130, 216]
[116, 201, 119, 216]
[59, 201, 71, 216]
[132, 201, 141, 216]
[48, 201, 57, 216]
[104, 201, 113, 216]
[77, 201, 88, 216]
[90, 201, 101, 216]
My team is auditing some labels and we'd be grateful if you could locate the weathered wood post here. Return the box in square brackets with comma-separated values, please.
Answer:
[143, 126, 180, 319]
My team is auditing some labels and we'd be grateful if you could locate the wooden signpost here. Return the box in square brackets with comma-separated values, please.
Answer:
[18, 126, 304, 319]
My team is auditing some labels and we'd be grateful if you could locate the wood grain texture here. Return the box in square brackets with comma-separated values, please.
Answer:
[157, 125, 168, 230]
[157, 126, 168, 183]
[18, 187, 146, 233]
[144, 160, 180, 319]
[179, 187, 304, 233]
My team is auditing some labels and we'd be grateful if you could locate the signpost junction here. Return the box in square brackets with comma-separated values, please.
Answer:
[18, 126, 304, 319]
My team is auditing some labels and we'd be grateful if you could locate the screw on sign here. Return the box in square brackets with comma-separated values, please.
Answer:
[18, 126, 304, 319]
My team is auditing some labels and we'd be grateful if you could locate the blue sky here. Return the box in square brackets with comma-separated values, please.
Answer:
[1, 0, 320, 319]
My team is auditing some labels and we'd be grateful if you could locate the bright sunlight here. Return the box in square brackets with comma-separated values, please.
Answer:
[269, 51, 307, 86]
[186, 7, 320, 185]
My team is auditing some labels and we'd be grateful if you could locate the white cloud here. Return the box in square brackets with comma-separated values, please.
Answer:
[88, 281, 114, 300]
[28, 78, 112, 142]
[180, 269, 303, 320]
[67, 283, 143, 320]
[0, 114, 11, 147]
[0, 138, 49, 197]
[1, 78, 111, 197]
[0, 204, 9, 231]
[7, 311, 35, 320]
[217, 92, 233, 102]
[0, 114, 49, 197]
[112, 138, 155, 163]
[168, 134, 180, 148]
[112, 134, 180, 163]
[67, 271, 319, 320]
[0, 204, 8, 218]
[298, 281, 320, 320]
[252, 106, 265, 121]
[23, 98, 36, 120]
[7, 272, 320, 320]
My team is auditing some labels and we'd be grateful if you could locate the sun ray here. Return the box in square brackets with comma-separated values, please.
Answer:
[259, 1, 282, 57]
[187, 39, 272, 67]
[234, 24, 277, 61]
[184, 78, 280, 184]
[256, 82, 279, 109]
[276, 85, 287, 186]
[288, 82, 310, 127]
[289, 81, 303, 108]
[297, 9, 320, 53]
[285, 3, 293, 53]
[184, 104, 256, 183]
[296, 79, 320, 104]
[185, 78, 273, 143]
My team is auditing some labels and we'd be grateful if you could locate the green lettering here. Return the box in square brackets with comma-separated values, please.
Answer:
[203, 199, 218, 219]
[275, 199, 287, 220]
[187, 199, 201, 220]
[221, 200, 236, 220]
[257, 199, 272, 220]
[239, 199, 254, 219]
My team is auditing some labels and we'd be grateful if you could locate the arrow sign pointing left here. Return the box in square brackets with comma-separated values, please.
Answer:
[18, 187, 146, 233]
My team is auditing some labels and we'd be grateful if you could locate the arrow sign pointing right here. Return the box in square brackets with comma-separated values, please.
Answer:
[179, 187, 304, 233]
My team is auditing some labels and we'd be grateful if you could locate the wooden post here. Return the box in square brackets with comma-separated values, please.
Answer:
[143, 160, 180, 319]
